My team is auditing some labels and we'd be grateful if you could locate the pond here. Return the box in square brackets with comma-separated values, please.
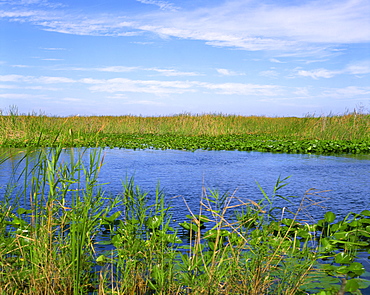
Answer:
[1, 148, 370, 222]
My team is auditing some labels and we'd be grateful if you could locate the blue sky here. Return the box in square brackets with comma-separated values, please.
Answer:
[0, 0, 369, 116]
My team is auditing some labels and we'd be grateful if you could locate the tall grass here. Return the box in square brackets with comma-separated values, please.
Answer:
[0, 148, 369, 294]
[0, 147, 119, 294]
[1, 107, 369, 148]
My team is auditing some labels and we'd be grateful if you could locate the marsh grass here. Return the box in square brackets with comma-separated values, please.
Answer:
[0, 148, 369, 294]
[0, 147, 120, 294]
[1, 107, 369, 149]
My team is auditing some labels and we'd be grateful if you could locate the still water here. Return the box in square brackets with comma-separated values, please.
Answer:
[98, 148, 370, 221]
[1, 148, 369, 221]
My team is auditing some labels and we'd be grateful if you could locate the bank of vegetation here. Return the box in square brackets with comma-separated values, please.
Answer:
[0, 148, 369, 294]
[0, 107, 369, 153]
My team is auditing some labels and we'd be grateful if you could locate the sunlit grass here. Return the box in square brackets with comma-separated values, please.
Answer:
[1, 107, 369, 149]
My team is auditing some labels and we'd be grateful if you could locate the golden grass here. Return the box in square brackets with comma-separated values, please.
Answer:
[0, 112, 369, 143]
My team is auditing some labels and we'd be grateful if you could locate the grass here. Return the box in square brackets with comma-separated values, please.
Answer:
[0, 147, 369, 294]
[0, 107, 369, 153]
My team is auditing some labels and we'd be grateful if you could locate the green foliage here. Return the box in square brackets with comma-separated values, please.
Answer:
[1, 110, 369, 154]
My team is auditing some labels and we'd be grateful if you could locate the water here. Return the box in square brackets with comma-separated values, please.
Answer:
[1, 148, 370, 221]
[97, 148, 370, 221]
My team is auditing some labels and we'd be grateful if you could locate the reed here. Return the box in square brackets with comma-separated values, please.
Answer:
[0, 147, 119, 294]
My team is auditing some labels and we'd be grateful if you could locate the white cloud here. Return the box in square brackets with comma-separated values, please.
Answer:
[11, 64, 32, 68]
[259, 70, 279, 78]
[1, 0, 369, 55]
[345, 61, 370, 75]
[295, 60, 370, 79]
[293, 87, 311, 97]
[199, 82, 283, 96]
[296, 68, 340, 79]
[269, 58, 285, 63]
[0, 74, 25, 82]
[0, 83, 59, 91]
[0, 74, 75, 83]
[0, 84, 17, 89]
[322, 86, 370, 98]
[133, 0, 370, 53]
[41, 47, 66, 50]
[136, 0, 179, 11]
[97, 66, 139, 72]
[84, 78, 196, 95]
[0, 10, 38, 18]
[0, 0, 64, 8]
[124, 99, 165, 105]
[36, 17, 139, 37]
[64, 65, 200, 76]
[107, 94, 128, 99]
[216, 68, 245, 76]
[0, 93, 47, 99]
[0, 74, 285, 97]
[35, 76, 76, 83]
[148, 68, 200, 76]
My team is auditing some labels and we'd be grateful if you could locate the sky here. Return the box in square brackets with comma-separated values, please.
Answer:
[0, 0, 369, 117]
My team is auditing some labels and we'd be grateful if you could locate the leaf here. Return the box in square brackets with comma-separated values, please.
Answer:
[179, 222, 198, 232]
[347, 262, 365, 276]
[345, 279, 359, 292]
[281, 218, 300, 227]
[361, 210, 370, 216]
[335, 252, 352, 264]
[255, 181, 271, 205]
[146, 216, 163, 229]
[297, 229, 311, 239]
[103, 211, 121, 222]
[96, 255, 106, 263]
[320, 237, 334, 251]
[98, 240, 113, 245]
[17, 207, 32, 215]
[324, 211, 336, 223]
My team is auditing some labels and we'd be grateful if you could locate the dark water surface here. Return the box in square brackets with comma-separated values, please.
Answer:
[1, 148, 369, 221]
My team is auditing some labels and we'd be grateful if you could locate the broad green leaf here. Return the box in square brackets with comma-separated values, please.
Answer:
[347, 262, 365, 276]
[361, 210, 370, 216]
[96, 255, 106, 263]
[324, 211, 336, 223]
[335, 252, 352, 264]
[345, 279, 359, 292]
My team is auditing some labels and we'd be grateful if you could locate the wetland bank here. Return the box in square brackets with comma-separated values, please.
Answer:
[0, 111, 370, 294]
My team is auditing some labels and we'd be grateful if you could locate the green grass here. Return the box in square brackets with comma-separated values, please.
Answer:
[0, 147, 369, 294]
[0, 107, 369, 153]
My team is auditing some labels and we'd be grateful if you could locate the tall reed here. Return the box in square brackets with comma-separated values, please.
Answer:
[0, 147, 118, 294]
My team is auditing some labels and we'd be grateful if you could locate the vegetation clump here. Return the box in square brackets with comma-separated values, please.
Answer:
[1, 106, 369, 154]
